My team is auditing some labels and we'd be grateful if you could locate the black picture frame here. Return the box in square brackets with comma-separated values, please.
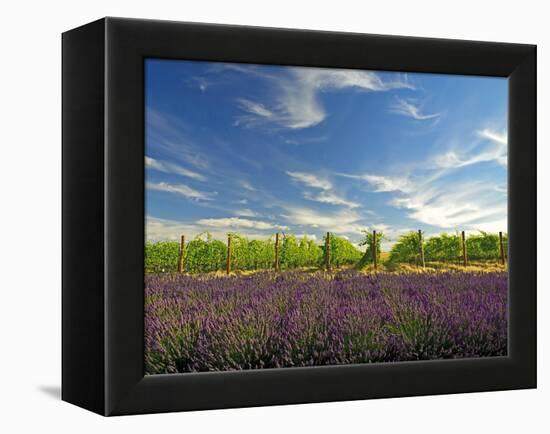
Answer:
[62, 17, 536, 416]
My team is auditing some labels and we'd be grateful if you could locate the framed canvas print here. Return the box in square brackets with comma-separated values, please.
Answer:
[62, 17, 536, 416]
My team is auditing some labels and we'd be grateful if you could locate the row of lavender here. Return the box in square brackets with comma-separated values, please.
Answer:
[145, 271, 507, 374]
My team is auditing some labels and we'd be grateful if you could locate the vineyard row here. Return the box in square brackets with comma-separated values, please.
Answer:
[145, 230, 508, 274]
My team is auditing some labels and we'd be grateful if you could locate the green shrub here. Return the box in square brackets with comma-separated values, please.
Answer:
[321, 234, 363, 267]
[424, 233, 461, 262]
[356, 230, 384, 268]
[145, 241, 179, 273]
[185, 233, 227, 273]
[466, 231, 508, 261]
[388, 231, 423, 264]
[281, 234, 323, 269]
[144, 230, 508, 273]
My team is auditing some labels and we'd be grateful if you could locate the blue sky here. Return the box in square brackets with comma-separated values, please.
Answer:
[145, 59, 507, 248]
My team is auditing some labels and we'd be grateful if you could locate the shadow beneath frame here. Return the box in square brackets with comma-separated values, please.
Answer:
[37, 385, 61, 400]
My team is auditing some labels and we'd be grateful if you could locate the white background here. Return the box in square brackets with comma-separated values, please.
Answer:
[0, 0, 547, 432]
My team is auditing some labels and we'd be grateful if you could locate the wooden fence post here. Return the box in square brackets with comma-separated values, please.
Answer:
[461, 230, 468, 266]
[372, 230, 377, 271]
[177, 234, 185, 273]
[226, 234, 231, 275]
[275, 232, 280, 271]
[499, 231, 506, 265]
[325, 231, 331, 272]
[418, 230, 425, 268]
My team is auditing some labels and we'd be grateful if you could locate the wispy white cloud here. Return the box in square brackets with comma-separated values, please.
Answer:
[389, 97, 441, 121]
[280, 206, 364, 234]
[478, 128, 507, 145]
[146, 181, 217, 201]
[145, 156, 207, 181]
[234, 67, 413, 130]
[371, 223, 392, 233]
[468, 218, 507, 233]
[237, 98, 275, 120]
[392, 184, 507, 230]
[291, 233, 318, 241]
[303, 191, 360, 208]
[433, 128, 507, 169]
[177, 149, 210, 171]
[337, 124, 507, 231]
[338, 173, 411, 193]
[146, 215, 282, 242]
[239, 180, 257, 192]
[146, 108, 211, 171]
[375, 175, 507, 230]
[191, 76, 211, 92]
[287, 171, 363, 209]
[286, 171, 332, 190]
[146, 216, 199, 242]
[361, 174, 411, 193]
[233, 208, 258, 217]
[197, 217, 288, 231]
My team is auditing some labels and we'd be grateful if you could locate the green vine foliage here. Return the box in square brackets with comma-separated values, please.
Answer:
[388, 231, 423, 265]
[145, 241, 180, 273]
[145, 232, 364, 273]
[465, 231, 508, 261]
[388, 231, 508, 263]
[145, 230, 508, 273]
[356, 230, 384, 268]
[279, 234, 323, 269]
[321, 234, 364, 268]
[423, 233, 461, 262]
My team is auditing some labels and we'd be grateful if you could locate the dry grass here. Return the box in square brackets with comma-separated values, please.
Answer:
[380, 260, 507, 274]
[169, 260, 506, 278]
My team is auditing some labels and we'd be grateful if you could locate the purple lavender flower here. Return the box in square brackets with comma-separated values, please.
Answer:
[145, 271, 507, 374]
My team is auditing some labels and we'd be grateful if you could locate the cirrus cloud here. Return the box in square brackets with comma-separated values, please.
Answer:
[286, 171, 332, 190]
[145, 156, 207, 181]
[234, 66, 414, 130]
[389, 97, 441, 121]
[197, 217, 288, 231]
[146, 181, 217, 201]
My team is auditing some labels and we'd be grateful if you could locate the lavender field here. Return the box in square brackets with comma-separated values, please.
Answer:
[145, 271, 507, 374]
